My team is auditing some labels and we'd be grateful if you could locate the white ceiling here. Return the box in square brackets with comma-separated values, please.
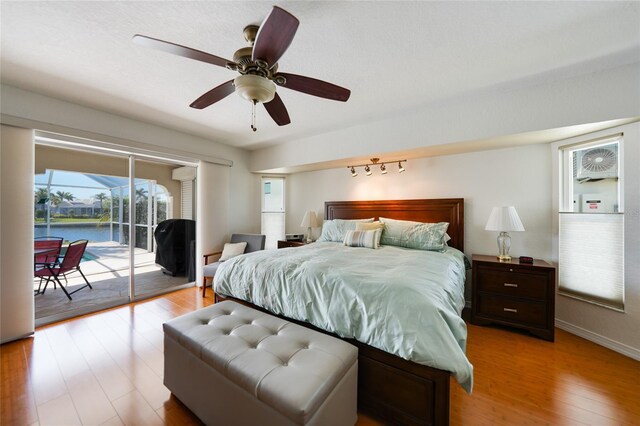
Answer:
[2, 1, 639, 150]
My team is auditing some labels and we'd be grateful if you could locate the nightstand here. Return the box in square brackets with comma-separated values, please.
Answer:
[277, 240, 309, 249]
[471, 254, 556, 341]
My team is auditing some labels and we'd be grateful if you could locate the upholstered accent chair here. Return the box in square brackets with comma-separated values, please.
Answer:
[202, 233, 266, 298]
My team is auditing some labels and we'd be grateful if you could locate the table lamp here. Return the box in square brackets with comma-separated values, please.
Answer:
[485, 206, 525, 262]
[300, 210, 319, 243]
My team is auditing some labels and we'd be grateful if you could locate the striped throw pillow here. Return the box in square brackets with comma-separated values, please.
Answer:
[343, 229, 382, 249]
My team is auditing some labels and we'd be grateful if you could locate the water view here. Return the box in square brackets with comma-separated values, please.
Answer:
[34, 223, 113, 243]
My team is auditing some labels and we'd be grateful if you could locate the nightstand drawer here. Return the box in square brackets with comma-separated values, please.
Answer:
[476, 293, 547, 327]
[477, 267, 547, 300]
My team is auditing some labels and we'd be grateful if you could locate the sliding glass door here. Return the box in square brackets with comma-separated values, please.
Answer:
[34, 139, 198, 325]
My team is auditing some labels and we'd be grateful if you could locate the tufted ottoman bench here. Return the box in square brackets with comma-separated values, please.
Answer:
[163, 301, 358, 425]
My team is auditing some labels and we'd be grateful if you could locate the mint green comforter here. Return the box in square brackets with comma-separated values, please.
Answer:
[214, 242, 473, 392]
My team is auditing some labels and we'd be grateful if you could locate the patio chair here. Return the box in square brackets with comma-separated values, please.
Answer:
[35, 239, 92, 300]
[34, 237, 64, 294]
[202, 234, 266, 298]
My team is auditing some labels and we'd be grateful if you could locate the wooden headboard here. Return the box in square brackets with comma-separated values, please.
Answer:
[325, 198, 464, 252]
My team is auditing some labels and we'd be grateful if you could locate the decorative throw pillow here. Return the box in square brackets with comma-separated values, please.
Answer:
[317, 218, 375, 242]
[379, 217, 449, 251]
[219, 242, 247, 261]
[343, 229, 382, 249]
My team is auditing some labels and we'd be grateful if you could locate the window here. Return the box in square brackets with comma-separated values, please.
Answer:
[558, 136, 624, 310]
[261, 177, 285, 250]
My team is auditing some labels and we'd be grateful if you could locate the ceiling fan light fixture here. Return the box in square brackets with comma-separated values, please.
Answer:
[234, 74, 276, 103]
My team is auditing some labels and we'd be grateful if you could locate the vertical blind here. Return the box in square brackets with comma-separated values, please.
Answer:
[558, 213, 624, 310]
[181, 180, 193, 220]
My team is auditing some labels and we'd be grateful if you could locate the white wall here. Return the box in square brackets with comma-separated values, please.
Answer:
[1, 125, 35, 343]
[286, 144, 553, 301]
[252, 61, 640, 173]
[196, 161, 230, 284]
[551, 123, 640, 358]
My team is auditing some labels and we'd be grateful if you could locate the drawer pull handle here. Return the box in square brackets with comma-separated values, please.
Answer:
[504, 283, 518, 288]
[503, 308, 518, 313]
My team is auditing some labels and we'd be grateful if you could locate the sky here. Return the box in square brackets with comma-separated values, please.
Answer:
[34, 170, 148, 200]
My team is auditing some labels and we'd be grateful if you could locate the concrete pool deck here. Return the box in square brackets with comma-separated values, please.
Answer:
[34, 241, 194, 324]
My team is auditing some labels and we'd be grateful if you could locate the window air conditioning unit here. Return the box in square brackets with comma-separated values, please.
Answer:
[575, 145, 618, 180]
[172, 166, 196, 181]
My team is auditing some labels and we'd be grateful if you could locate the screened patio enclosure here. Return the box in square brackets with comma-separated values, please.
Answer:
[35, 169, 171, 251]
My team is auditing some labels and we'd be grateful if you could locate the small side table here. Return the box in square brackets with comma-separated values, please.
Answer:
[471, 254, 556, 341]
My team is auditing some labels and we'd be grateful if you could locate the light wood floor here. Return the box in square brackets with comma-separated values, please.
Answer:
[1, 288, 638, 425]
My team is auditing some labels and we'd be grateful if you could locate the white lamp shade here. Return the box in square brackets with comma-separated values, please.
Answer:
[300, 210, 319, 228]
[485, 206, 525, 232]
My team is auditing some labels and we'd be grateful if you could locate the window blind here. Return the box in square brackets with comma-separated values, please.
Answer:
[261, 212, 285, 250]
[558, 213, 624, 310]
[181, 180, 193, 220]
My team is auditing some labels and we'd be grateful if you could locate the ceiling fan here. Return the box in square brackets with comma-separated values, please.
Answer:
[132, 6, 351, 131]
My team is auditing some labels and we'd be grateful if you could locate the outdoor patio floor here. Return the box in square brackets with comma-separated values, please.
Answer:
[34, 242, 193, 323]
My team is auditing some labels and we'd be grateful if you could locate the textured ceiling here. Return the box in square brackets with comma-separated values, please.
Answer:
[2, 1, 639, 150]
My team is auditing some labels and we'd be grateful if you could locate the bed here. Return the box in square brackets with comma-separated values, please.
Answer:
[214, 198, 471, 425]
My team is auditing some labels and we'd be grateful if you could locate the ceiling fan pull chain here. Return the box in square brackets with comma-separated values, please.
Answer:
[251, 99, 257, 132]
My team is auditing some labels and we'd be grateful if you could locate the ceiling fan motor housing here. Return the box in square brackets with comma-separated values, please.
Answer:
[234, 74, 276, 103]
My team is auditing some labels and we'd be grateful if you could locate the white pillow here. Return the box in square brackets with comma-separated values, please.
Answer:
[219, 242, 247, 261]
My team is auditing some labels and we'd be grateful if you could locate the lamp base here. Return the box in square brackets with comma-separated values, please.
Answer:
[496, 231, 512, 262]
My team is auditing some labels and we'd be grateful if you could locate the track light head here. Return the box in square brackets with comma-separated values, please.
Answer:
[380, 163, 387, 174]
[350, 166, 358, 177]
[365, 165, 372, 176]
[398, 161, 405, 173]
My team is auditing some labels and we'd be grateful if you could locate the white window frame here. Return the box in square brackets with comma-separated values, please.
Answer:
[557, 134, 625, 311]
[260, 176, 286, 250]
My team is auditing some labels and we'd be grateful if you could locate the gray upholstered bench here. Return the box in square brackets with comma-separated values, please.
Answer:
[163, 301, 358, 425]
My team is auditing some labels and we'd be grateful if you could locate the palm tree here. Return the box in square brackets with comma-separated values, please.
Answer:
[50, 191, 74, 217]
[49, 193, 62, 207]
[94, 192, 108, 213]
[34, 187, 49, 219]
[55, 191, 75, 203]
[135, 187, 148, 200]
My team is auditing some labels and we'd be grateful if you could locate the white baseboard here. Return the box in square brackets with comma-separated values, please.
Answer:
[555, 319, 640, 361]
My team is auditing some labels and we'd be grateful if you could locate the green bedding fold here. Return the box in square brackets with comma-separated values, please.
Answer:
[214, 242, 473, 392]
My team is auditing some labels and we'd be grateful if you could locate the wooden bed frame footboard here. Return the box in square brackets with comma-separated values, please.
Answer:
[216, 199, 465, 425]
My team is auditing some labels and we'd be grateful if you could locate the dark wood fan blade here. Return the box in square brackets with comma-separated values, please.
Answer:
[252, 6, 299, 66]
[277, 73, 351, 102]
[132, 34, 233, 68]
[263, 93, 291, 126]
[190, 80, 235, 109]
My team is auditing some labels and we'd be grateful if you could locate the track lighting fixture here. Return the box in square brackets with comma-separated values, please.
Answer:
[347, 158, 406, 177]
